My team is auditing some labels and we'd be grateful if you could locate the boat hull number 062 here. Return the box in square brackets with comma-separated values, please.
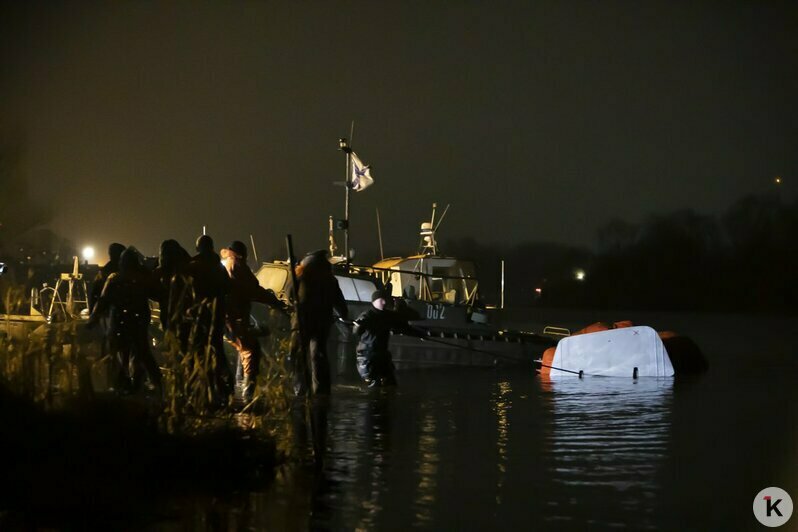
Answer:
[426, 303, 446, 320]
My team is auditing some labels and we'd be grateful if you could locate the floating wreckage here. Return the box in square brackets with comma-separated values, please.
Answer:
[537, 321, 708, 378]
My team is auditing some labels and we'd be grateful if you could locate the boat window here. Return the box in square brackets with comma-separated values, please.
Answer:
[256, 267, 288, 295]
[429, 266, 477, 304]
[335, 276, 359, 302]
[353, 278, 377, 302]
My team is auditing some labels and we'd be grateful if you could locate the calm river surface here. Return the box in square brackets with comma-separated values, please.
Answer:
[153, 310, 797, 531]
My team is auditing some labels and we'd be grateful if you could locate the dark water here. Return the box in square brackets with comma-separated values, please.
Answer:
[154, 311, 797, 531]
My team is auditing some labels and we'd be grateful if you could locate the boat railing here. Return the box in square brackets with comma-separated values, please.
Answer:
[543, 326, 571, 337]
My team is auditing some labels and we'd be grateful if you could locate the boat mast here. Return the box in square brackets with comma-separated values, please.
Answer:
[339, 137, 352, 269]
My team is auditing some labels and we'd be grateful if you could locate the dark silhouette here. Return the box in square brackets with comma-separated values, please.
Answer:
[288, 250, 348, 396]
[151, 239, 192, 345]
[186, 235, 233, 400]
[87, 246, 162, 393]
[88, 242, 126, 313]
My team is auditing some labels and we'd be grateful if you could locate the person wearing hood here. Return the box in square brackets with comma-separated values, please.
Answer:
[353, 289, 418, 387]
[151, 239, 192, 346]
[186, 235, 233, 401]
[87, 246, 162, 393]
[220, 240, 285, 402]
[88, 242, 125, 313]
[287, 250, 348, 396]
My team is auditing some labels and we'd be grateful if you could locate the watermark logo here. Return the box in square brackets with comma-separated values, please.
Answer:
[753, 487, 793, 527]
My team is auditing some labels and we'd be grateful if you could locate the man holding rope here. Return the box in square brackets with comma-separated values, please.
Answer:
[352, 289, 419, 388]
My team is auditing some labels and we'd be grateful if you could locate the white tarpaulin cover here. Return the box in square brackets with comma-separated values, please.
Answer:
[550, 326, 675, 378]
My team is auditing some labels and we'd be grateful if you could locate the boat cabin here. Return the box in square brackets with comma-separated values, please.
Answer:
[371, 256, 479, 306]
[255, 262, 380, 304]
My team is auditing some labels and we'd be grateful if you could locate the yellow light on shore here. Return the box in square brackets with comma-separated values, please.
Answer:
[82, 246, 95, 262]
[775, 176, 782, 185]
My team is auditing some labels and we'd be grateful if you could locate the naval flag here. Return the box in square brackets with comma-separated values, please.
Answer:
[350, 152, 374, 192]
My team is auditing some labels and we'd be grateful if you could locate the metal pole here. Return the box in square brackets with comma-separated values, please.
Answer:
[285, 234, 304, 374]
[501, 259, 505, 310]
[347, 121, 355, 268]
[344, 149, 351, 268]
[376, 207, 384, 260]
[249, 234, 259, 265]
[328, 215, 337, 257]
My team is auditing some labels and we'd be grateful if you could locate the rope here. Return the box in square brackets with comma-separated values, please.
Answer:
[338, 318, 534, 365]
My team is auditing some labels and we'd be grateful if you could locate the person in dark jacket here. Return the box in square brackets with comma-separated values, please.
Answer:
[288, 250, 348, 396]
[353, 289, 417, 387]
[87, 247, 162, 393]
[221, 240, 285, 401]
[151, 239, 192, 346]
[88, 242, 125, 313]
[186, 235, 233, 400]
[88, 242, 127, 386]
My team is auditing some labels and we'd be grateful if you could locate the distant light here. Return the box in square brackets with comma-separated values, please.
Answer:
[535, 287, 542, 293]
[574, 269, 586, 281]
[775, 176, 782, 185]
[82, 246, 95, 262]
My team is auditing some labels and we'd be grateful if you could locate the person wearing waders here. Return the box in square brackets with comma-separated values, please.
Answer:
[288, 250, 348, 396]
[87, 247, 162, 394]
[352, 289, 418, 387]
[221, 240, 286, 403]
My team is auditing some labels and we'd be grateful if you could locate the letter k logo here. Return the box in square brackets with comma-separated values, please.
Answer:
[765, 496, 784, 517]
[754, 487, 793, 526]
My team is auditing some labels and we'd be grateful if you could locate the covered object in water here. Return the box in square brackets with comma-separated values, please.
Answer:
[549, 325, 675, 378]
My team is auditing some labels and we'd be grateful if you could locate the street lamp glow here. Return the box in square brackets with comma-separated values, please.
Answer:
[775, 176, 782, 185]
[82, 246, 95, 262]
[575, 269, 586, 281]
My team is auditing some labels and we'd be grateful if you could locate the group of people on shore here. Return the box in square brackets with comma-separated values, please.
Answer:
[85, 236, 414, 405]
[86, 236, 285, 404]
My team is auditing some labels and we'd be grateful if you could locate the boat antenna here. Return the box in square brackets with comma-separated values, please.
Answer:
[434, 203, 450, 232]
[376, 207, 385, 260]
[249, 234, 259, 265]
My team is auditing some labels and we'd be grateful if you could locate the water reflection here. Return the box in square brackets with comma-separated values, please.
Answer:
[413, 402, 439, 526]
[315, 391, 398, 530]
[540, 376, 673, 529]
[492, 380, 512, 505]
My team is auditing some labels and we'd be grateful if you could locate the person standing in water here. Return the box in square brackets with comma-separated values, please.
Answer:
[352, 289, 418, 388]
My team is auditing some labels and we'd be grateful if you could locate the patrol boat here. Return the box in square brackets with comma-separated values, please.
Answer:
[254, 205, 555, 368]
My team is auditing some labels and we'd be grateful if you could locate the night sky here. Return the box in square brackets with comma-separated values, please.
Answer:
[1, 1, 796, 263]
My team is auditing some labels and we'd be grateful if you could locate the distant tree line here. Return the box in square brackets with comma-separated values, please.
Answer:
[0, 127, 53, 258]
[444, 191, 798, 314]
